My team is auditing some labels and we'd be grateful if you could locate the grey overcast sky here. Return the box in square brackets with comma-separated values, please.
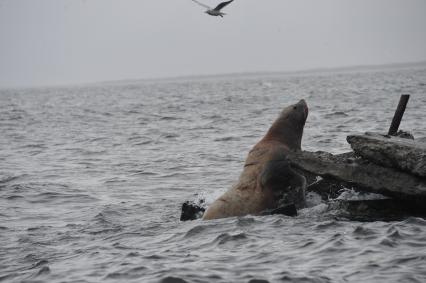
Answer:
[1, 0, 426, 88]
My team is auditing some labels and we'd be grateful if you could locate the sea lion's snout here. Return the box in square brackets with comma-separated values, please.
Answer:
[296, 99, 309, 120]
[293, 99, 309, 120]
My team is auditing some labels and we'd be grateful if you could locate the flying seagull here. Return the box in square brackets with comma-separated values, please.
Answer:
[191, 0, 234, 17]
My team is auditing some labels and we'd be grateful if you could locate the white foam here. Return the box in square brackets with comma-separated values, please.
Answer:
[305, 191, 324, 207]
[334, 188, 389, 201]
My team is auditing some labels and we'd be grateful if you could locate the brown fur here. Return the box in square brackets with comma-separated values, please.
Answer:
[202, 99, 308, 220]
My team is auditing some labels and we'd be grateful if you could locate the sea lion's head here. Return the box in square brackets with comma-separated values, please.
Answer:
[279, 99, 308, 126]
[263, 99, 309, 150]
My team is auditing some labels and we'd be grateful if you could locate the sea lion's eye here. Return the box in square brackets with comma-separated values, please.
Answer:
[293, 106, 297, 110]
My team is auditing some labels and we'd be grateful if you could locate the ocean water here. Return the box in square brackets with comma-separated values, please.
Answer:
[1, 65, 426, 283]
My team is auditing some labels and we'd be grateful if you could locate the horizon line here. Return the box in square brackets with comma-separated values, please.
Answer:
[1, 60, 426, 91]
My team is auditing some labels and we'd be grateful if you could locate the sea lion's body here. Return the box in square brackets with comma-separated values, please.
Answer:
[203, 100, 309, 220]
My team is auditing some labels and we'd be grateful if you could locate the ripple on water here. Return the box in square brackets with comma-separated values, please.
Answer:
[313, 220, 343, 231]
[183, 223, 218, 238]
[213, 136, 241, 142]
[0, 175, 23, 184]
[236, 216, 258, 227]
[0, 273, 19, 282]
[352, 225, 378, 239]
[324, 111, 349, 118]
[248, 280, 270, 283]
[30, 259, 49, 269]
[278, 271, 331, 283]
[386, 226, 403, 240]
[35, 266, 51, 277]
[159, 277, 188, 283]
[401, 217, 426, 226]
[5, 195, 24, 200]
[213, 232, 249, 246]
[389, 255, 426, 265]
[105, 266, 149, 280]
[126, 251, 140, 257]
[27, 192, 98, 204]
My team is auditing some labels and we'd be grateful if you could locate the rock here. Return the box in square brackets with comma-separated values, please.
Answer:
[304, 175, 347, 201]
[287, 150, 426, 206]
[395, 130, 414, 140]
[334, 199, 425, 221]
[271, 204, 298, 216]
[180, 201, 205, 221]
[347, 132, 426, 177]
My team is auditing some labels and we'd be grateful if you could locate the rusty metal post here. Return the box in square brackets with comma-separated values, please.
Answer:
[388, 94, 410, 136]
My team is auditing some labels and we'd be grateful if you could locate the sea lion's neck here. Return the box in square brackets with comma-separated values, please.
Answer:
[261, 117, 304, 150]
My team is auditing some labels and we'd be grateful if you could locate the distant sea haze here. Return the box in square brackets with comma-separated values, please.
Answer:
[0, 65, 425, 282]
[2, 61, 426, 89]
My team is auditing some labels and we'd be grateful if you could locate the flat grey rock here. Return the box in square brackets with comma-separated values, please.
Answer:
[288, 150, 426, 204]
[347, 132, 426, 178]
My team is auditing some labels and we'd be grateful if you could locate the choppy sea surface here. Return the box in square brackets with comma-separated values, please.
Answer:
[1, 65, 426, 283]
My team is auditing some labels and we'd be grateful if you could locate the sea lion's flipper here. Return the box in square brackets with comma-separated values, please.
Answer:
[260, 156, 305, 190]
[260, 156, 307, 208]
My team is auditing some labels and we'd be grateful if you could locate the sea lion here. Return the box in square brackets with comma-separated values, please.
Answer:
[202, 99, 309, 220]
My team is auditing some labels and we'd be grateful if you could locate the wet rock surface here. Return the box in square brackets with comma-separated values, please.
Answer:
[261, 203, 298, 217]
[288, 150, 426, 206]
[180, 201, 206, 221]
[347, 132, 426, 178]
[332, 198, 426, 221]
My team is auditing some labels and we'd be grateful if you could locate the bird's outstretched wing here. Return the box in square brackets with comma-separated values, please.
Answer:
[191, 0, 211, 9]
[213, 0, 234, 11]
